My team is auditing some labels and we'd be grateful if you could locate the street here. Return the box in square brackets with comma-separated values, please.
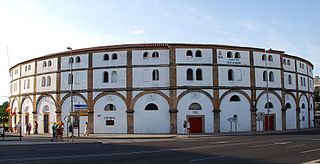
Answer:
[0, 130, 320, 164]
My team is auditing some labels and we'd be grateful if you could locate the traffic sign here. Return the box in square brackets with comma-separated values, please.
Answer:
[256, 112, 265, 121]
[74, 104, 87, 110]
[227, 117, 238, 122]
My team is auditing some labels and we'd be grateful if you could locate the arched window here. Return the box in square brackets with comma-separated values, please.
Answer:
[186, 68, 193, 81]
[104, 104, 116, 111]
[262, 54, 266, 61]
[228, 69, 234, 81]
[301, 103, 305, 109]
[103, 71, 109, 83]
[268, 55, 273, 62]
[152, 51, 159, 58]
[288, 74, 292, 85]
[27, 79, 30, 89]
[76, 56, 81, 63]
[186, 50, 193, 57]
[43, 61, 47, 67]
[104, 54, 109, 61]
[263, 71, 267, 81]
[283, 59, 286, 65]
[28, 65, 31, 70]
[196, 69, 202, 80]
[23, 80, 26, 89]
[152, 69, 159, 81]
[41, 77, 46, 87]
[287, 60, 291, 65]
[189, 103, 202, 110]
[111, 71, 117, 83]
[235, 52, 241, 58]
[269, 71, 274, 82]
[47, 76, 51, 86]
[265, 102, 274, 108]
[25, 66, 27, 71]
[68, 73, 73, 84]
[195, 50, 202, 57]
[145, 103, 158, 110]
[230, 95, 241, 102]
[112, 53, 118, 60]
[48, 60, 52, 66]
[143, 52, 149, 59]
[285, 103, 292, 109]
[69, 57, 74, 64]
[227, 51, 232, 58]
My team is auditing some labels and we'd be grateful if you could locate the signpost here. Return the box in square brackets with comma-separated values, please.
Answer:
[256, 112, 265, 131]
[227, 115, 238, 132]
[74, 104, 87, 137]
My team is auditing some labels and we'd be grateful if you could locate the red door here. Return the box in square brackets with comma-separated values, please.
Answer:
[189, 117, 203, 133]
[264, 115, 275, 131]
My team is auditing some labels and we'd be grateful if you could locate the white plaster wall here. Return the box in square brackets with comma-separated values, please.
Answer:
[283, 72, 296, 90]
[296, 61, 308, 75]
[93, 51, 127, 67]
[132, 67, 170, 88]
[175, 49, 212, 64]
[11, 80, 20, 96]
[255, 68, 281, 88]
[220, 93, 251, 132]
[307, 65, 313, 77]
[61, 70, 87, 91]
[218, 67, 250, 87]
[285, 94, 296, 129]
[134, 93, 170, 133]
[216, 49, 250, 66]
[132, 50, 169, 65]
[93, 68, 126, 89]
[177, 92, 213, 133]
[20, 77, 34, 94]
[299, 95, 308, 128]
[297, 75, 308, 91]
[310, 96, 314, 127]
[94, 95, 127, 133]
[12, 67, 20, 80]
[36, 73, 57, 92]
[309, 77, 314, 93]
[176, 66, 213, 87]
[36, 96, 56, 134]
[36, 58, 58, 74]
[282, 58, 295, 72]
[256, 93, 282, 131]
[176, 89, 187, 98]
[21, 62, 36, 77]
[253, 52, 281, 68]
[61, 54, 88, 71]
[21, 98, 34, 134]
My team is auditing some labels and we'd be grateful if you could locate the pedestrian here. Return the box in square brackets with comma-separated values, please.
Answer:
[51, 122, 57, 142]
[84, 122, 89, 136]
[187, 121, 191, 135]
[183, 120, 187, 134]
[34, 121, 38, 134]
[27, 122, 32, 135]
[25, 123, 29, 135]
[16, 122, 20, 134]
[56, 122, 64, 142]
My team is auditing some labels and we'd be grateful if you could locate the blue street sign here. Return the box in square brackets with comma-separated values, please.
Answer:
[74, 104, 88, 110]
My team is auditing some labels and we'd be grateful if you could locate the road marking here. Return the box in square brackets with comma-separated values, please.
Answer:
[37, 148, 79, 151]
[302, 159, 320, 164]
[301, 148, 320, 154]
[250, 142, 290, 148]
[210, 139, 252, 144]
[286, 144, 305, 149]
[190, 156, 224, 162]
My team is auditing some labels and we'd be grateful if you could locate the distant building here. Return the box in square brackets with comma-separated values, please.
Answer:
[8, 43, 315, 134]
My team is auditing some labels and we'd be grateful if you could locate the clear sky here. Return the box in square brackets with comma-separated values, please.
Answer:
[0, 0, 319, 103]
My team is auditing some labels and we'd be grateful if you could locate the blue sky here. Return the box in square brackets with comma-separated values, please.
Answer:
[0, 0, 319, 102]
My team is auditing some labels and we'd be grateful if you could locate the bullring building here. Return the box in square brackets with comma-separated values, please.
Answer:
[8, 43, 315, 134]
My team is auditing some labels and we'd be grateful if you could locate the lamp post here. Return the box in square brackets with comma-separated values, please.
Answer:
[67, 47, 74, 142]
[264, 49, 270, 132]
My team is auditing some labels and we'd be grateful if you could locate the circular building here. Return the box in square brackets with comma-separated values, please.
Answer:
[8, 43, 315, 134]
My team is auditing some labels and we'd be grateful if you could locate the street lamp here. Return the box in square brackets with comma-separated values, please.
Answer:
[264, 49, 270, 132]
[67, 47, 74, 142]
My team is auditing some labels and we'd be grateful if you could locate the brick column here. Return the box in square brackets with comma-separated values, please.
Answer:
[87, 53, 94, 133]
[249, 50, 257, 131]
[56, 56, 62, 122]
[280, 55, 286, 130]
[169, 48, 177, 134]
[212, 48, 220, 133]
[296, 107, 300, 129]
[281, 108, 286, 130]
[126, 50, 134, 134]
[295, 59, 300, 129]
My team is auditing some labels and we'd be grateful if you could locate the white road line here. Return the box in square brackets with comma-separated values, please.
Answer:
[302, 159, 320, 164]
[37, 148, 79, 151]
[250, 142, 290, 148]
[190, 156, 224, 162]
[210, 139, 252, 144]
[286, 144, 305, 149]
[301, 148, 320, 154]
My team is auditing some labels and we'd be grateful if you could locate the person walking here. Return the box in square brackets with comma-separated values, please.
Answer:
[27, 123, 31, 135]
[51, 122, 57, 142]
[186, 121, 191, 135]
[183, 120, 187, 134]
[34, 121, 38, 134]
[84, 122, 89, 136]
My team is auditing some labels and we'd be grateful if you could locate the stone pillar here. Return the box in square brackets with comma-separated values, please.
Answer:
[169, 110, 177, 134]
[88, 111, 94, 133]
[296, 107, 300, 129]
[55, 104, 62, 122]
[250, 107, 257, 131]
[127, 111, 134, 134]
[281, 108, 286, 130]
[308, 108, 311, 128]
[213, 109, 220, 133]
[169, 48, 177, 134]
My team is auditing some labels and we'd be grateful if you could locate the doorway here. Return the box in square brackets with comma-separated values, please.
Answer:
[44, 113, 49, 133]
[188, 116, 204, 133]
[264, 115, 275, 131]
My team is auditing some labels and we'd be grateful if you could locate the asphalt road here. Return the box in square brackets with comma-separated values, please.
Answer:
[1, 130, 320, 164]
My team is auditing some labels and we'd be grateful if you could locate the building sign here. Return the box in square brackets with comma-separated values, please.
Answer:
[227, 58, 241, 65]
[74, 104, 87, 110]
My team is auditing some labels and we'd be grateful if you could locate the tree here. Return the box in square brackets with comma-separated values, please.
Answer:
[0, 101, 9, 126]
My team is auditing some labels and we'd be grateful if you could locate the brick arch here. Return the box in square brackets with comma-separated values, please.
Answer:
[219, 89, 251, 108]
[20, 95, 34, 112]
[256, 90, 282, 105]
[175, 89, 213, 110]
[10, 97, 19, 110]
[60, 92, 88, 106]
[93, 91, 127, 109]
[284, 91, 297, 109]
[298, 93, 309, 107]
[36, 93, 58, 113]
[131, 90, 170, 110]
